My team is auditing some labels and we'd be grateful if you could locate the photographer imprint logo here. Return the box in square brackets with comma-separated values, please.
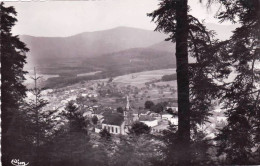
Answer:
[11, 159, 29, 166]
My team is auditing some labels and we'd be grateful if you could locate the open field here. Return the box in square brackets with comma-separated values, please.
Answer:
[113, 68, 176, 87]
[77, 71, 102, 77]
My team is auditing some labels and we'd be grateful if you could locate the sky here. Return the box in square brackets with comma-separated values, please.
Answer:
[5, 0, 226, 37]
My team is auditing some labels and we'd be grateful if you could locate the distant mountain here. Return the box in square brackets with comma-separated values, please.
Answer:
[21, 24, 237, 77]
[77, 46, 176, 77]
[21, 24, 237, 66]
[148, 41, 175, 53]
[44, 47, 176, 88]
[20, 27, 168, 65]
[21, 24, 238, 88]
[105, 47, 175, 69]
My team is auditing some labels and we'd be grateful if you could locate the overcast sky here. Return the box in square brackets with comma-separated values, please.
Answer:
[5, 0, 226, 37]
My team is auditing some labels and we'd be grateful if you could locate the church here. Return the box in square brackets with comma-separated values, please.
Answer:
[101, 113, 125, 135]
[101, 96, 135, 135]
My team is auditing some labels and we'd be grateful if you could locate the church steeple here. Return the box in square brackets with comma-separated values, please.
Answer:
[124, 95, 133, 127]
[126, 95, 130, 111]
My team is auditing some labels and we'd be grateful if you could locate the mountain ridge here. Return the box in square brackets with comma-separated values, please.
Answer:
[21, 24, 236, 76]
[20, 26, 169, 65]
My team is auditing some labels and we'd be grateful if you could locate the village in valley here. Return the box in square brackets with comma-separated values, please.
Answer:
[3, 0, 260, 164]
[32, 68, 227, 139]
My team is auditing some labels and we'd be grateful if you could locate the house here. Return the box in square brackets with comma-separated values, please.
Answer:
[82, 93, 88, 97]
[138, 109, 150, 116]
[83, 110, 93, 118]
[132, 110, 140, 121]
[94, 124, 102, 133]
[91, 108, 105, 120]
[149, 112, 160, 117]
[165, 106, 178, 112]
[102, 113, 126, 135]
[151, 120, 169, 133]
[162, 113, 178, 125]
[88, 93, 98, 98]
[93, 105, 99, 109]
[162, 113, 173, 121]
[95, 127, 101, 133]
[170, 117, 178, 125]
[139, 115, 158, 127]
[166, 102, 178, 112]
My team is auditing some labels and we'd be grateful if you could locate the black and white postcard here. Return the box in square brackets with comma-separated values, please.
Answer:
[1, 0, 259, 165]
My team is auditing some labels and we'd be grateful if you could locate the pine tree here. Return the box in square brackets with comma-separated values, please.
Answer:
[214, 0, 260, 164]
[160, 125, 179, 165]
[1, 2, 29, 164]
[21, 68, 62, 165]
[111, 135, 163, 166]
[47, 101, 91, 166]
[63, 101, 88, 133]
[148, 1, 227, 164]
[148, 1, 190, 164]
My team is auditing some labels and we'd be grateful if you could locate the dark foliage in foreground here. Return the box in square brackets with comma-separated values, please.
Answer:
[148, 0, 223, 164]
[128, 122, 151, 136]
[1, 1, 259, 165]
[214, 0, 260, 164]
[1, 2, 30, 165]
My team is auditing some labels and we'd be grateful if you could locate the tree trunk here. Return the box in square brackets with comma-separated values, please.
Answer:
[175, 0, 190, 165]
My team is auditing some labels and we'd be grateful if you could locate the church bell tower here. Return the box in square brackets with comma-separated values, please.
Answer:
[126, 96, 130, 110]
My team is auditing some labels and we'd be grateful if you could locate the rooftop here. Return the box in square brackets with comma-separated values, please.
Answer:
[102, 113, 124, 126]
[139, 115, 156, 121]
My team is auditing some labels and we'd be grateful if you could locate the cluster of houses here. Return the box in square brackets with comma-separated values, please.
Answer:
[34, 77, 233, 140]
[84, 96, 227, 139]
[92, 96, 179, 135]
[39, 81, 229, 138]
[41, 84, 100, 111]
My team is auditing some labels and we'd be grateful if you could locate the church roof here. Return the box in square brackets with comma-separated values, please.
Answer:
[102, 109, 114, 116]
[102, 113, 124, 126]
